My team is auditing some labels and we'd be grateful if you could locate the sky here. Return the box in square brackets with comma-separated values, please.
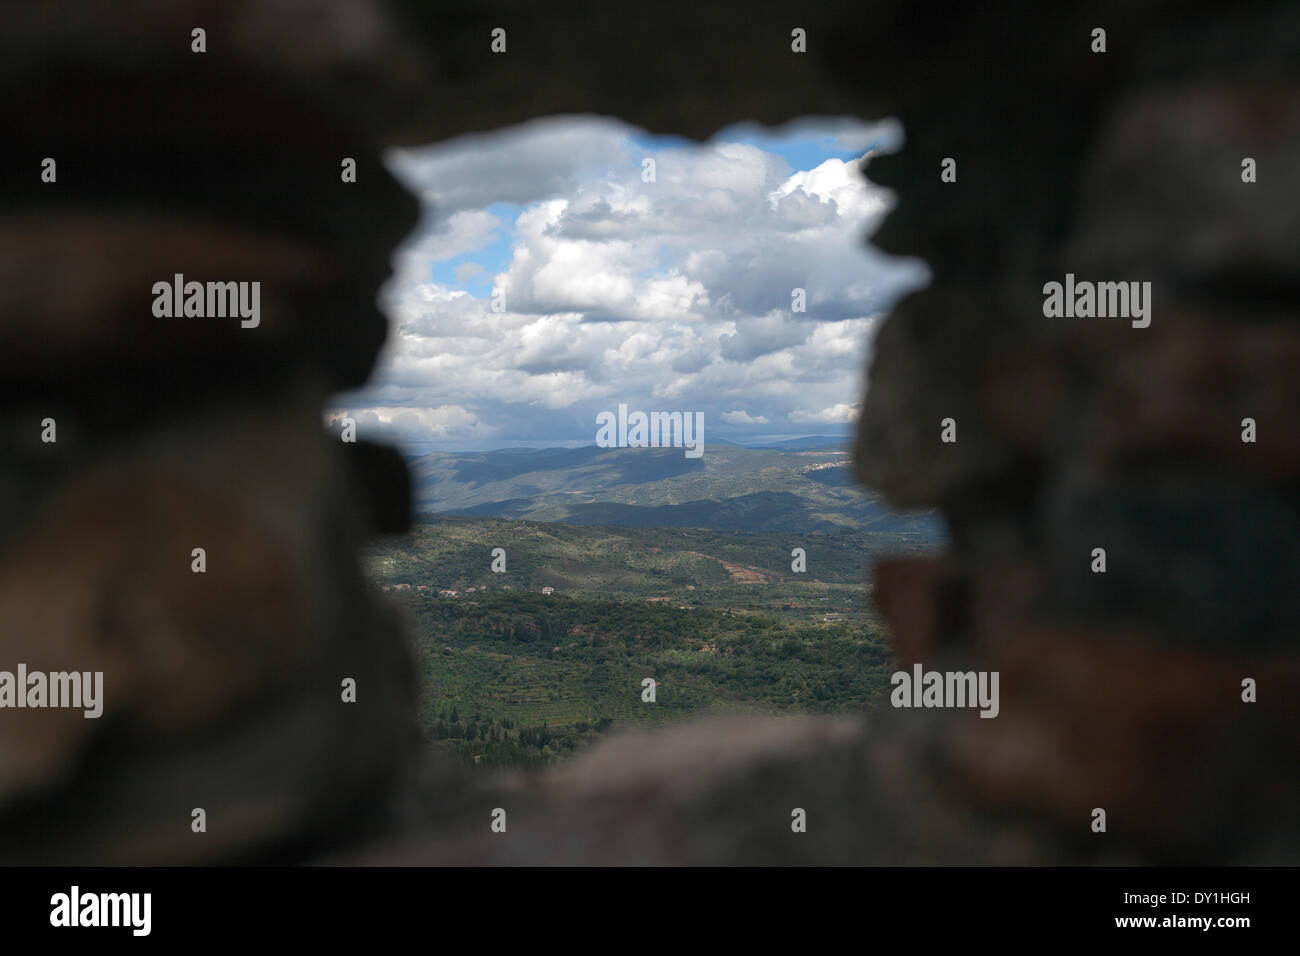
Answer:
[328, 115, 927, 454]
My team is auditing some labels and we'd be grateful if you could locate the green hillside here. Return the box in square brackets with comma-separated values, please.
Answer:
[363, 514, 935, 604]
[395, 589, 895, 770]
[365, 516, 930, 769]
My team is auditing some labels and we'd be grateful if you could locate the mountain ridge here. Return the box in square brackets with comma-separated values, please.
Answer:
[404, 442, 940, 538]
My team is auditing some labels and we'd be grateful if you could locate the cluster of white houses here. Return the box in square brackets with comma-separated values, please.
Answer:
[379, 583, 555, 597]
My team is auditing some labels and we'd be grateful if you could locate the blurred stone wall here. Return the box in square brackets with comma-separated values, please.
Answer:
[1, 0, 1295, 864]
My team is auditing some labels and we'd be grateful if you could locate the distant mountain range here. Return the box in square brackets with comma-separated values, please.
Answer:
[406, 441, 941, 539]
[747, 436, 847, 450]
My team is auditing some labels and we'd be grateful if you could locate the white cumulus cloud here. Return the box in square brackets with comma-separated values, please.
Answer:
[334, 117, 925, 448]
